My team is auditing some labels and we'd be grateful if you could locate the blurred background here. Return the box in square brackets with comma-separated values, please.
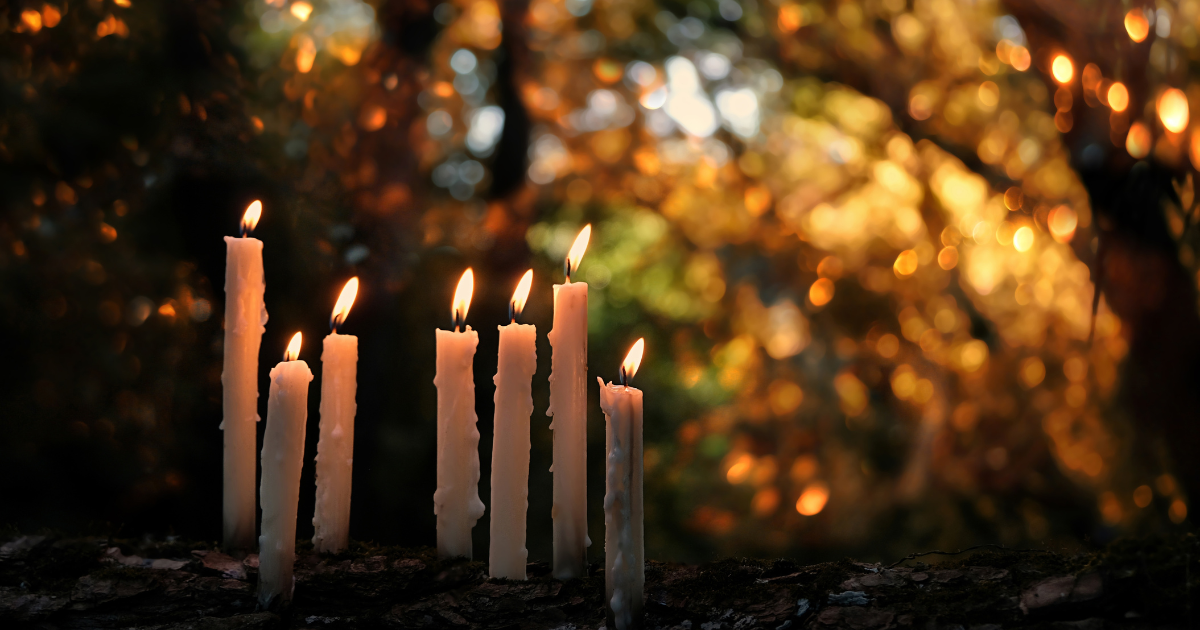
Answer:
[1, 0, 1199, 565]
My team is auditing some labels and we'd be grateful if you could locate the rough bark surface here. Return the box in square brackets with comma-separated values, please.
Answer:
[1, 534, 1197, 629]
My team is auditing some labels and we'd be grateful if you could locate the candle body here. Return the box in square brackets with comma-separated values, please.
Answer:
[221, 236, 267, 552]
[490, 323, 536, 579]
[434, 327, 485, 559]
[598, 379, 644, 630]
[312, 333, 358, 553]
[547, 281, 590, 579]
[257, 359, 312, 609]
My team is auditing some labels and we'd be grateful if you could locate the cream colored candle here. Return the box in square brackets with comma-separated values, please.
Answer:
[599, 339, 645, 630]
[547, 225, 591, 579]
[258, 333, 312, 609]
[313, 278, 360, 554]
[221, 200, 267, 552]
[434, 269, 485, 559]
[489, 270, 536, 579]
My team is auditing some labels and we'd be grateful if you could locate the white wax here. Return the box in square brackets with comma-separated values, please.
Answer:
[489, 323, 536, 579]
[547, 281, 590, 579]
[598, 378, 644, 630]
[221, 235, 267, 552]
[312, 332, 358, 553]
[257, 359, 312, 609]
[434, 327, 485, 559]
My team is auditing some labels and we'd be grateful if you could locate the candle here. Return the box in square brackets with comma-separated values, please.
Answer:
[434, 269, 485, 559]
[221, 200, 267, 552]
[598, 339, 645, 630]
[547, 225, 592, 579]
[258, 332, 313, 609]
[490, 270, 536, 579]
[312, 278, 359, 554]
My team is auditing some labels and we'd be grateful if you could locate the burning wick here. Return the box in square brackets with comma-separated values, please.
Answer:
[240, 200, 262, 238]
[283, 332, 303, 362]
[618, 338, 645, 388]
[509, 269, 534, 324]
[452, 268, 474, 332]
[330, 277, 359, 333]
[564, 224, 591, 283]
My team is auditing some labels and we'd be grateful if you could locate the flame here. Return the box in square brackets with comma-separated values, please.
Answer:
[621, 338, 645, 384]
[1158, 88, 1189, 134]
[565, 224, 591, 280]
[452, 268, 474, 327]
[331, 277, 359, 330]
[1051, 55, 1073, 84]
[510, 269, 533, 320]
[241, 200, 262, 235]
[284, 332, 303, 361]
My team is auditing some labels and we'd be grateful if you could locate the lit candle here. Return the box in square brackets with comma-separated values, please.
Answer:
[222, 200, 267, 552]
[258, 332, 312, 609]
[312, 278, 359, 554]
[490, 270, 536, 579]
[548, 225, 592, 579]
[434, 269, 485, 559]
[598, 339, 645, 630]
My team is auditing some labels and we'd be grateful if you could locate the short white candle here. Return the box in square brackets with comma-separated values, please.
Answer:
[312, 278, 360, 554]
[258, 332, 312, 609]
[222, 200, 267, 552]
[434, 269, 485, 559]
[548, 225, 592, 579]
[489, 270, 536, 579]
[599, 339, 645, 630]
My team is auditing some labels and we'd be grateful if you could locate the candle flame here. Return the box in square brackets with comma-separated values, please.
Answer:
[331, 277, 359, 331]
[241, 200, 262, 236]
[510, 269, 533, 321]
[565, 224, 591, 280]
[284, 332, 303, 361]
[452, 268, 474, 330]
[620, 338, 645, 386]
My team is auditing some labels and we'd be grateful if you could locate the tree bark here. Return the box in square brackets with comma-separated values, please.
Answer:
[1, 534, 1196, 629]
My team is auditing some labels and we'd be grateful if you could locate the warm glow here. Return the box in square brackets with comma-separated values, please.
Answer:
[241, 200, 262, 235]
[1048, 206, 1078, 243]
[1107, 82, 1129, 112]
[331, 277, 359, 330]
[1051, 55, 1073, 84]
[1009, 45, 1031, 71]
[296, 35, 317, 73]
[284, 332, 303, 361]
[621, 338, 645, 384]
[42, 5, 62, 28]
[565, 224, 591, 280]
[1158, 88, 1189, 134]
[1013, 226, 1034, 252]
[1126, 122, 1151, 158]
[1190, 132, 1200, 170]
[796, 482, 829, 516]
[893, 249, 918, 276]
[21, 10, 42, 33]
[510, 269, 533, 320]
[290, 1, 313, 21]
[1125, 9, 1150, 42]
[452, 269, 474, 328]
[808, 278, 834, 307]
[778, 3, 803, 33]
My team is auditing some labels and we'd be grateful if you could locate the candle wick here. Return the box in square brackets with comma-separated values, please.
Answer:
[564, 258, 572, 283]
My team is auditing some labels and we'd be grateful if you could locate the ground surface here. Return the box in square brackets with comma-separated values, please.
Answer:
[0, 533, 1197, 629]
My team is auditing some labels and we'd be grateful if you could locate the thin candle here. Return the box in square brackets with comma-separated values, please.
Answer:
[599, 339, 645, 630]
[434, 269, 485, 559]
[222, 200, 267, 552]
[548, 225, 592, 579]
[258, 332, 313, 609]
[490, 270, 536, 579]
[313, 278, 359, 554]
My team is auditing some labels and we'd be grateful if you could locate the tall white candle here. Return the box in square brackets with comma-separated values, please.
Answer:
[598, 339, 645, 630]
[221, 200, 267, 552]
[547, 225, 592, 579]
[258, 332, 312, 609]
[434, 269, 485, 559]
[313, 278, 360, 554]
[490, 270, 536, 580]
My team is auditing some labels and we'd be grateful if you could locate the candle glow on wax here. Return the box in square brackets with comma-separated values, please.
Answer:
[331, 277, 359, 331]
[565, 224, 591, 280]
[452, 269, 474, 330]
[241, 200, 262, 236]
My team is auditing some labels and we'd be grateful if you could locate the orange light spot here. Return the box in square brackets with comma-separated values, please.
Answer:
[42, 5, 62, 28]
[1107, 82, 1129, 112]
[295, 35, 317, 73]
[113, 0, 132, 6]
[99, 223, 118, 243]
[796, 482, 829, 516]
[744, 186, 772, 217]
[1125, 9, 1150, 42]
[592, 58, 623, 84]
[893, 249, 919, 277]
[359, 104, 387, 131]
[778, 3, 803, 33]
[1048, 205, 1078, 243]
[1158, 88, 1189, 134]
[1126, 121, 1152, 158]
[1009, 45, 1031, 71]
[726, 454, 754, 484]
[1133, 485, 1153, 508]
[290, 1, 313, 21]
[20, 9, 43, 33]
[1051, 55, 1074, 84]
[433, 81, 455, 98]
[808, 278, 834, 307]
[158, 303, 177, 318]
[1169, 499, 1188, 524]
[937, 246, 959, 270]
[1190, 132, 1200, 170]
[752, 487, 781, 517]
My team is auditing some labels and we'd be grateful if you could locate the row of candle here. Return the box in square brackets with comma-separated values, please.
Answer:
[222, 204, 646, 625]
